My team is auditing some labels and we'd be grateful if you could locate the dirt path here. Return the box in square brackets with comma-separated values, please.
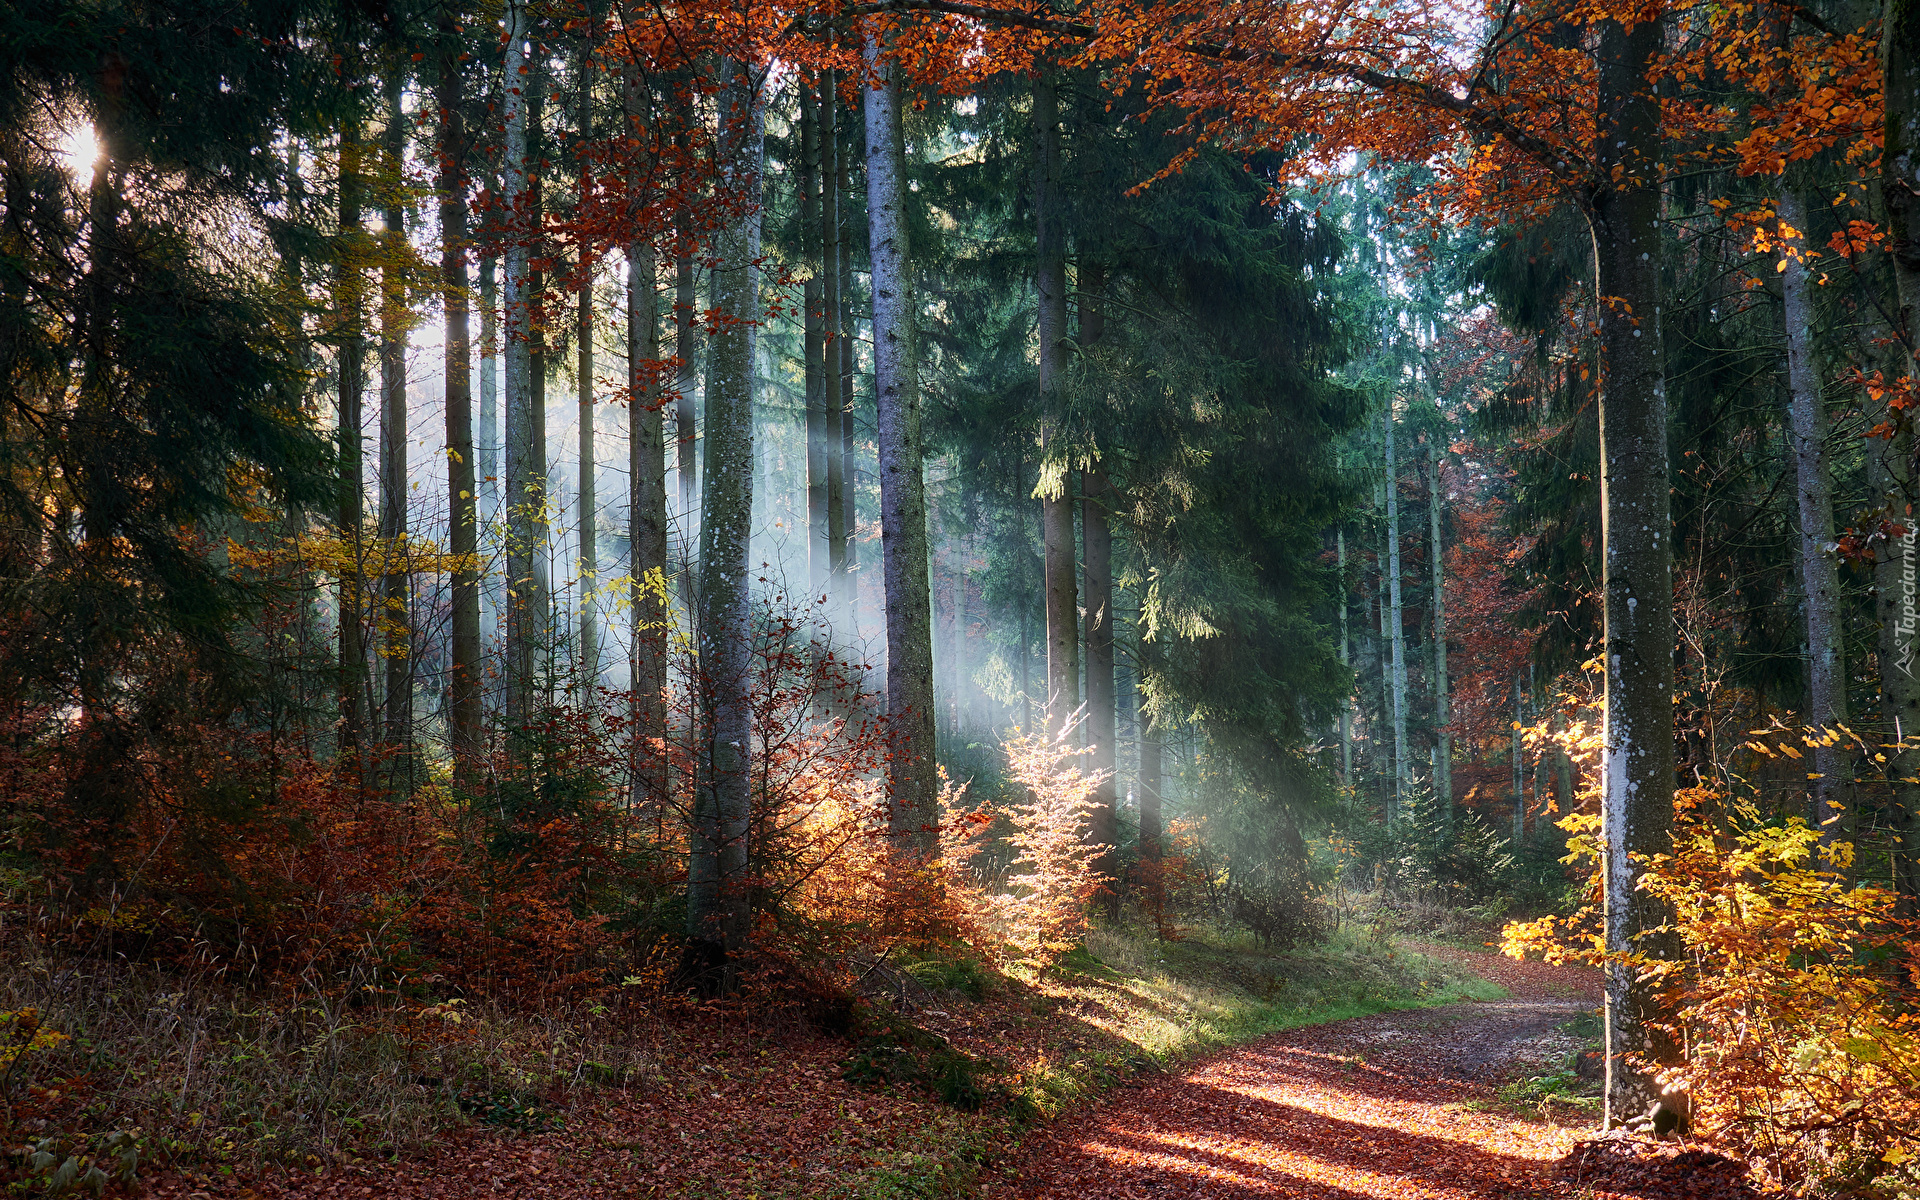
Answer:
[983, 943, 1755, 1200]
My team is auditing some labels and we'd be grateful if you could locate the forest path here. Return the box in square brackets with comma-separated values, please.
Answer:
[983, 943, 1753, 1200]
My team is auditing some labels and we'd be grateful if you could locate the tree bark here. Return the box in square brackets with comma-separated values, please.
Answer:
[801, 78, 830, 607]
[337, 120, 369, 760]
[865, 35, 938, 853]
[624, 70, 669, 811]
[502, 0, 544, 729]
[1337, 527, 1352, 787]
[1080, 262, 1117, 907]
[674, 81, 699, 576]
[1384, 406, 1409, 820]
[1776, 188, 1851, 848]
[1138, 634, 1164, 917]
[1034, 71, 1077, 739]
[1882, 1, 1920, 919]
[480, 253, 501, 661]
[687, 57, 762, 981]
[1512, 674, 1526, 843]
[1427, 441, 1450, 818]
[839, 116, 859, 614]
[379, 75, 411, 759]
[439, 27, 481, 779]
[480, 257, 499, 523]
[1594, 7, 1679, 1126]
[577, 266, 598, 700]
[630, 246, 669, 803]
[823, 66, 847, 618]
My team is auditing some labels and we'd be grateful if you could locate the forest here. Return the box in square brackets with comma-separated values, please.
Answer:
[3, 0, 1919, 1194]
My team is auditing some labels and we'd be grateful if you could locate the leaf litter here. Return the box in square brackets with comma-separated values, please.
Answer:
[982, 945, 1763, 1200]
[131, 945, 1761, 1200]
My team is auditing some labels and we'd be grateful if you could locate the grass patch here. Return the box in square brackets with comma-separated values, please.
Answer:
[988, 921, 1506, 1122]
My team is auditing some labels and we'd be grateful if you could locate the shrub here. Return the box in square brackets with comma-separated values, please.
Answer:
[1505, 788, 1920, 1196]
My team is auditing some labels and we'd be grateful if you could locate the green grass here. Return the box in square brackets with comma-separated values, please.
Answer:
[993, 922, 1506, 1123]
[1086, 922, 1504, 1050]
[834, 922, 1508, 1197]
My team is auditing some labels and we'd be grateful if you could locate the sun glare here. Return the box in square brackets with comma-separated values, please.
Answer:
[58, 124, 98, 187]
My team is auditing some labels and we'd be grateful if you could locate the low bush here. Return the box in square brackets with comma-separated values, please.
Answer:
[1506, 787, 1920, 1197]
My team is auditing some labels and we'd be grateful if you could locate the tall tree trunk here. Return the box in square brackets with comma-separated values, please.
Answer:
[480, 257, 499, 522]
[337, 120, 369, 760]
[839, 116, 859, 614]
[1034, 71, 1077, 739]
[439, 29, 481, 779]
[630, 246, 669, 803]
[1881, 0, 1920, 918]
[674, 83, 699, 573]
[479, 252, 501, 666]
[1338, 527, 1352, 787]
[529, 74, 551, 708]
[1595, 8, 1678, 1125]
[823, 66, 847, 618]
[865, 35, 937, 853]
[1778, 188, 1851, 849]
[801, 78, 830, 607]
[687, 58, 762, 982]
[1019, 457, 1033, 734]
[1374, 495, 1392, 810]
[502, 0, 542, 729]
[1427, 442, 1450, 818]
[1384, 407, 1408, 821]
[1138, 634, 1164, 918]
[1512, 674, 1526, 843]
[954, 528, 970, 729]
[379, 76, 412, 759]
[625, 71, 669, 810]
[577, 265, 597, 699]
[1080, 263, 1117, 907]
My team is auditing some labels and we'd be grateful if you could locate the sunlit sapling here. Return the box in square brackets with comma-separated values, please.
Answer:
[977, 726, 1112, 963]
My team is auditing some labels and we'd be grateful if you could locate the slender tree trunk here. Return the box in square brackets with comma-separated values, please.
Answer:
[1428, 442, 1450, 819]
[630, 245, 669, 802]
[1138, 634, 1164, 917]
[1384, 407, 1408, 820]
[1019, 458, 1033, 734]
[623, 70, 669, 810]
[480, 258, 499, 520]
[479, 253, 501, 667]
[674, 84, 699, 568]
[1338, 527, 1352, 787]
[1034, 71, 1077, 738]
[1777, 188, 1851, 848]
[337, 121, 369, 759]
[379, 77, 412, 759]
[1512, 674, 1526, 843]
[577, 264, 598, 699]
[955, 529, 970, 729]
[687, 58, 762, 982]
[839, 115, 859, 613]
[865, 35, 938, 852]
[1374, 497, 1392, 809]
[439, 30, 481, 779]
[1882, 0, 1920, 917]
[1080, 262, 1117, 907]
[823, 66, 847, 617]
[502, 0, 541, 728]
[529, 81, 553, 706]
[1595, 8, 1679, 1125]
[801, 78, 830, 607]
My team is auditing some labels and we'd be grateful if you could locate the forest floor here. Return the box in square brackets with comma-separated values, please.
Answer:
[10, 929, 1758, 1200]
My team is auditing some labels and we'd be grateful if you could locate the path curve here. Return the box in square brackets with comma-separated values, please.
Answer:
[984, 943, 1752, 1200]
